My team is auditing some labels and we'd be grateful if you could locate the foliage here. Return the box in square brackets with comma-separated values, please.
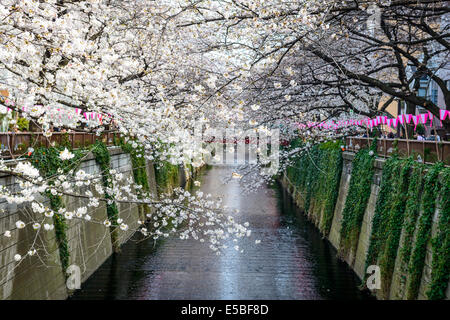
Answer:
[427, 168, 450, 300]
[316, 141, 344, 235]
[399, 162, 426, 280]
[118, 138, 151, 220]
[285, 139, 343, 236]
[406, 162, 443, 300]
[118, 139, 150, 192]
[16, 117, 29, 131]
[397, 163, 426, 290]
[27, 146, 85, 274]
[287, 138, 449, 300]
[369, 127, 381, 138]
[91, 140, 120, 251]
[363, 156, 399, 286]
[378, 158, 412, 298]
[363, 156, 448, 300]
[8, 115, 29, 132]
[154, 160, 180, 194]
[339, 141, 376, 258]
[416, 124, 425, 136]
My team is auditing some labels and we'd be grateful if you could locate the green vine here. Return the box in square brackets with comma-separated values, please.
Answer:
[339, 141, 376, 258]
[154, 160, 179, 194]
[364, 156, 398, 278]
[406, 162, 443, 299]
[91, 141, 120, 252]
[378, 158, 412, 298]
[287, 137, 448, 300]
[285, 140, 343, 236]
[397, 163, 425, 293]
[364, 156, 448, 300]
[303, 146, 321, 216]
[118, 139, 150, 193]
[426, 167, 450, 300]
[319, 143, 344, 235]
[27, 146, 85, 274]
[117, 138, 151, 220]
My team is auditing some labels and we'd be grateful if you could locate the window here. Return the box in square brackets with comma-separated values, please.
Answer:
[431, 89, 438, 104]
[418, 88, 427, 97]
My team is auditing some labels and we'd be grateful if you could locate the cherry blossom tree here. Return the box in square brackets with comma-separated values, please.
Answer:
[0, 0, 448, 288]
[0, 0, 269, 283]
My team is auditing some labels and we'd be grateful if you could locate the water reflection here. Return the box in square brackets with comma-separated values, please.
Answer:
[71, 166, 373, 300]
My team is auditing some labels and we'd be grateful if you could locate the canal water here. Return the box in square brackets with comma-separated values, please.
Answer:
[71, 166, 373, 300]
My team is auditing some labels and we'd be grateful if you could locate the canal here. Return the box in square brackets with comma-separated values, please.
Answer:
[71, 166, 373, 300]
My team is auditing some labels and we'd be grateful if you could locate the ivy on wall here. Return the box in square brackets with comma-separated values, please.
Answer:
[364, 156, 399, 277]
[339, 142, 376, 258]
[91, 141, 120, 252]
[406, 162, 443, 300]
[154, 161, 180, 194]
[285, 140, 343, 236]
[286, 137, 448, 300]
[378, 158, 412, 298]
[28, 146, 85, 274]
[302, 146, 321, 216]
[427, 167, 450, 300]
[117, 138, 151, 221]
[397, 163, 425, 295]
[319, 145, 344, 235]
[363, 156, 448, 300]
[118, 140, 150, 193]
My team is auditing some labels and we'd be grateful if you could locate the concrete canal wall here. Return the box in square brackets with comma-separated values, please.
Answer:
[0, 147, 193, 300]
[282, 151, 450, 300]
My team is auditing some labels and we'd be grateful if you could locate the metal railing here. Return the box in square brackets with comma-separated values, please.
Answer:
[345, 137, 450, 165]
[0, 131, 120, 159]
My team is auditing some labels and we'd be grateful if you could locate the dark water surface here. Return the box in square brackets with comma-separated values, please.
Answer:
[71, 166, 373, 300]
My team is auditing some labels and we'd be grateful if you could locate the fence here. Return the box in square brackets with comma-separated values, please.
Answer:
[345, 137, 450, 165]
[0, 131, 119, 159]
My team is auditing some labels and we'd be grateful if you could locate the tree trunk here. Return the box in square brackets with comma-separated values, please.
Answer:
[405, 101, 416, 138]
